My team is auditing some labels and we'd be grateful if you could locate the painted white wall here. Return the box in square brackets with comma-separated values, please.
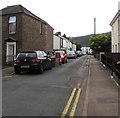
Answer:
[53, 34, 77, 52]
[72, 44, 76, 51]
[63, 37, 67, 49]
[53, 35, 61, 50]
[111, 18, 119, 53]
[81, 47, 91, 54]
[111, 2, 120, 53]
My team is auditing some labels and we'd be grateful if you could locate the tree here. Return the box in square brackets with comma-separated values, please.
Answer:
[89, 33, 111, 54]
[76, 43, 82, 51]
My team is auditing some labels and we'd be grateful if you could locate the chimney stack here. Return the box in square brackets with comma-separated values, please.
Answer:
[94, 18, 96, 35]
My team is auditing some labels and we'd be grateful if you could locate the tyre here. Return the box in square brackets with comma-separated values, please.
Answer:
[14, 68, 21, 74]
[62, 60, 65, 64]
[39, 65, 44, 74]
[48, 62, 52, 70]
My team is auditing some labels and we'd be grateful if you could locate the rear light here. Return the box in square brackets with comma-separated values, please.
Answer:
[32, 58, 41, 63]
[61, 55, 64, 58]
[15, 58, 20, 63]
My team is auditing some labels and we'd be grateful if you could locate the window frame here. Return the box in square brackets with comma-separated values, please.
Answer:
[8, 16, 17, 34]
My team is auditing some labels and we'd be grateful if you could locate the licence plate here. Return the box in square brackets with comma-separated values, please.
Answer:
[21, 66, 29, 68]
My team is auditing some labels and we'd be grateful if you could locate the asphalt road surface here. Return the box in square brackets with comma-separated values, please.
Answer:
[2, 55, 119, 117]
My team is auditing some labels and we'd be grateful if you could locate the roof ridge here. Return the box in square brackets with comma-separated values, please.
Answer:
[1, 4, 54, 29]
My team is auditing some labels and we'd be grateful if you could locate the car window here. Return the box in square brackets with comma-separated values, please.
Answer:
[67, 51, 75, 54]
[55, 51, 64, 55]
[42, 51, 47, 57]
[37, 51, 43, 58]
[17, 52, 37, 58]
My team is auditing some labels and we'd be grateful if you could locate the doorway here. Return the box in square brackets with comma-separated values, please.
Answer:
[6, 42, 16, 63]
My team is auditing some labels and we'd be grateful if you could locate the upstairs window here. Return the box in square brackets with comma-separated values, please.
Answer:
[9, 16, 16, 34]
[40, 23, 43, 35]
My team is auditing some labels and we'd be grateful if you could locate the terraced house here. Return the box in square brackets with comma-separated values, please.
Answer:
[1, 5, 54, 67]
[110, 2, 120, 53]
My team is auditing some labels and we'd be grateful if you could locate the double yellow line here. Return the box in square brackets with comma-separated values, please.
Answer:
[61, 88, 81, 118]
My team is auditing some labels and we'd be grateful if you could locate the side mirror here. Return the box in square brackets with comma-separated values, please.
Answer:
[45, 55, 50, 58]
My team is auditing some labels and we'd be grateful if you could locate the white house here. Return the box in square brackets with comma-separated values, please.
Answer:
[53, 32, 76, 52]
[62, 35, 69, 50]
[81, 47, 92, 55]
[53, 34, 61, 50]
[110, 2, 120, 53]
[72, 43, 76, 51]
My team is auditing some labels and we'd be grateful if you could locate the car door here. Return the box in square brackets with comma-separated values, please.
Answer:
[41, 51, 48, 69]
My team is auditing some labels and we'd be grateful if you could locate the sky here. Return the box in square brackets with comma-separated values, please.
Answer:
[0, 0, 120, 37]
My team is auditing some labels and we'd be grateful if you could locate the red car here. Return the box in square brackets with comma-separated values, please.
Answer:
[55, 51, 67, 64]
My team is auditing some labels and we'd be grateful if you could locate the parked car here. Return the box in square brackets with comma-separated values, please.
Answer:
[14, 51, 52, 74]
[54, 50, 67, 64]
[67, 51, 77, 59]
[76, 50, 82, 57]
[46, 51, 55, 58]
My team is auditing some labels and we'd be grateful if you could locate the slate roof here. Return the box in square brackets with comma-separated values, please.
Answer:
[110, 10, 120, 26]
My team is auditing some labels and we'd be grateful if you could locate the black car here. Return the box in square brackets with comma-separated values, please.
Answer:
[14, 51, 52, 74]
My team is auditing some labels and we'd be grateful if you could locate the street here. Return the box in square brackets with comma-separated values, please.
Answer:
[2, 55, 119, 117]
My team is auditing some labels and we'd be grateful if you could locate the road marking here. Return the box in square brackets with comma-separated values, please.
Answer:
[70, 88, 81, 117]
[61, 88, 76, 118]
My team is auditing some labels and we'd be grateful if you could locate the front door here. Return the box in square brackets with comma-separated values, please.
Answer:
[6, 42, 16, 63]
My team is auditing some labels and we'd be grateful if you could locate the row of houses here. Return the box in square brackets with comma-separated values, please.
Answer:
[0, 5, 76, 67]
[53, 32, 76, 52]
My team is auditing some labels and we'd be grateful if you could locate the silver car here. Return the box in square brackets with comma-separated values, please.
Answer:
[67, 51, 77, 59]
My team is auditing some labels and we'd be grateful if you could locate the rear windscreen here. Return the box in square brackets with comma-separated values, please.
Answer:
[17, 52, 37, 58]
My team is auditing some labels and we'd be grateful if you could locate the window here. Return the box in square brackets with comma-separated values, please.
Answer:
[118, 43, 120, 52]
[40, 23, 43, 34]
[9, 16, 16, 34]
[17, 52, 37, 59]
[45, 25, 47, 36]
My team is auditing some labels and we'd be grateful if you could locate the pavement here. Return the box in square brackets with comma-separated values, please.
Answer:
[83, 55, 119, 116]
[2, 66, 14, 77]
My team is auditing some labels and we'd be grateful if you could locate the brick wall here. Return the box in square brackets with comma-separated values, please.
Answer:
[2, 14, 23, 67]
[45, 25, 53, 51]
[22, 13, 53, 52]
[2, 6, 54, 67]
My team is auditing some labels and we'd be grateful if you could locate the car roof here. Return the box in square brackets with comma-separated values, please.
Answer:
[19, 50, 44, 53]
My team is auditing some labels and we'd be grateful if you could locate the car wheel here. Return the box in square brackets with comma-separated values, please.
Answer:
[48, 62, 52, 70]
[39, 65, 43, 74]
[14, 68, 21, 74]
[62, 60, 65, 64]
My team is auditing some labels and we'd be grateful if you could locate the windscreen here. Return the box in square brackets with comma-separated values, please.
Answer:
[17, 52, 37, 59]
